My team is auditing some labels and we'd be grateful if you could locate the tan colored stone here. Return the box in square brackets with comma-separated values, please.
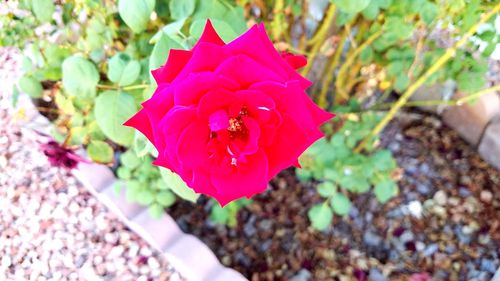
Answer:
[478, 121, 500, 170]
[443, 91, 500, 146]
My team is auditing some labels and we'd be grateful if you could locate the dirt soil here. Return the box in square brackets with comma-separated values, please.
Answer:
[167, 112, 499, 281]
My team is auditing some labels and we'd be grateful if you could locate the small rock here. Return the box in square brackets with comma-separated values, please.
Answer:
[479, 190, 492, 203]
[408, 201, 423, 218]
[369, 268, 387, 281]
[363, 232, 382, 247]
[480, 259, 496, 274]
[423, 243, 438, 257]
[290, 269, 312, 281]
[433, 190, 447, 205]
[416, 184, 431, 195]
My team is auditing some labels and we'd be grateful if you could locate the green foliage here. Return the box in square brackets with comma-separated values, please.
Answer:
[31, 0, 55, 22]
[94, 91, 137, 146]
[118, 0, 155, 33]
[18, 75, 43, 98]
[299, 112, 399, 230]
[159, 167, 199, 202]
[308, 203, 333, 231]
[116, 152, 177, 218]
[332, 0, 371, 14]
[210, 198, 252, 227]
[87, 140, 114, 163]
[62, 56, 100, 99]
[107, 53, 141, 86]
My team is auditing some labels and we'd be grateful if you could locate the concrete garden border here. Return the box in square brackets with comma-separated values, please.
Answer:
[15, 94, 248, 281]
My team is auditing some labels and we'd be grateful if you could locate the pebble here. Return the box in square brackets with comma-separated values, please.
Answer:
[289, 269, 312, 281]
[433, 190, 447, 205]
[479, 191, 492, 203]
[480, 259, 496, 274]
[408, 201, 423, 218]
[423, 244, 439, 257]
[363, 232, 382, 247]
[369, 268, 388, 281]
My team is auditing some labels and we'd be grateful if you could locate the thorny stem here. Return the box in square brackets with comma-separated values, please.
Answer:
[335, 29, 384, 101]
[301, 4, 337, 77]
[354, 4, 500, 153]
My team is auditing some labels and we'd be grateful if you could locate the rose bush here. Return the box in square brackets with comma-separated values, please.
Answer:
[125, 20, 334, 206]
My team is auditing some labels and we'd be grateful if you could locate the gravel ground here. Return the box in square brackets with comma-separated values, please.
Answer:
[0, 49, 183, 280]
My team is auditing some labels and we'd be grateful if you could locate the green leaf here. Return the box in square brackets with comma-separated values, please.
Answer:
[210, 203, 229, 225]
[372, 150, 396, 171]
[190, 19, 238, 43]
[156, 191, 176, 207]
[107, 53, 141, 86]
[31, 0, 54, 22]
[331, 0, 371, 14]
[374, 180, 398, 203]
[394, 74, 410, 92]
[330, 193, 352, 216]
[19, 75, 43, 98]
[94, 91, 137, 146]
[137, 190, 155, 205]
[149, 203, 164, 218]
[87, 140, 114, 163]
[159, 167, 199, 202]
[62, 56, 100, 99]
[456, 71, 486, 94]
[420, 2, 439, 25]
[360, 46, 374, 64]
[308, 203, 333, 231]
[117, 166, 132, 180]
[120, 149, 141, 170]
[169, 0, 196, 20]
[317, 181, 336, 198]
[118, 0, 155, 33]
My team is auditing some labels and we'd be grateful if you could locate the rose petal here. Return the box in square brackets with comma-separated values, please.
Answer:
[226, 24, 311, 88]
[152, 49, 193, 84]
[176, 120, 210, 170]
[265, 113, 324, 178]
[215, 55, 283, 87]
[123, 109, 154, 145]
[210, 148, 269, 206]
[209, 109, 229, 132]
[195, 19, 226, 47]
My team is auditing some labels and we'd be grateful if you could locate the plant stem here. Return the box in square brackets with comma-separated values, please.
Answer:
[335, 29, 383, 101]
[123, 84, 150, 91]
[455, 84, 500, 105]
[97, 84, 150, 91]
[96, 84, 116, 90]
[301, 4, 337, 77]
[317, 31, 347, 108]
[374, 84, 500, 109]
[354, 4, 500, 153]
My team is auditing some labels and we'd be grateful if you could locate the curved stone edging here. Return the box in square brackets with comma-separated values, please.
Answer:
[17, 94, 248, 281]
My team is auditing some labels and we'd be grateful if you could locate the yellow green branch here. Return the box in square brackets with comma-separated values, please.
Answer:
[335, 29, 383, 101]
[301, 4, 337, 78]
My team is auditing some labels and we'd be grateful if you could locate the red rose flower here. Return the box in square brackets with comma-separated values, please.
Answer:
[125, 20, 334, 206]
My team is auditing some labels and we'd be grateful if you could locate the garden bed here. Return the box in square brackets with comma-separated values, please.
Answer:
[167, 112, 499, 281]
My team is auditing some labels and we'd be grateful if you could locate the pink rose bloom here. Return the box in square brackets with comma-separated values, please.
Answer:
[125, 20, 334, 206]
